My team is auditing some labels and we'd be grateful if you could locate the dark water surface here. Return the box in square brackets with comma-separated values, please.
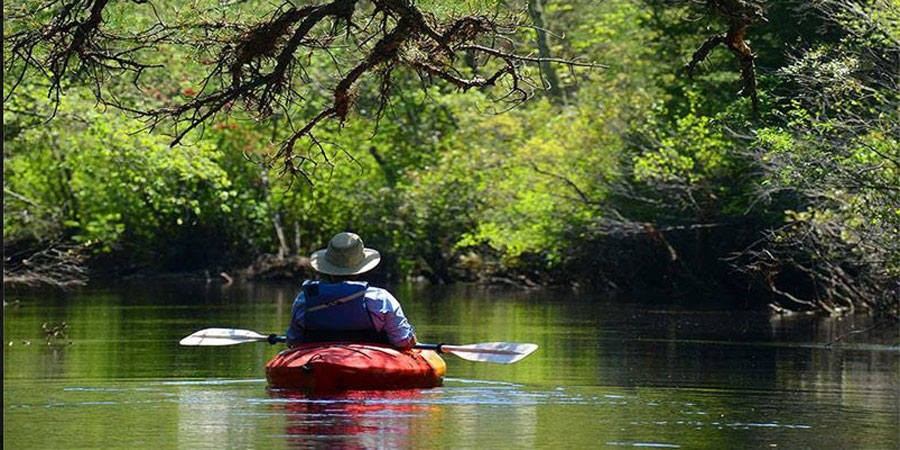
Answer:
[4, 280, 898, 449]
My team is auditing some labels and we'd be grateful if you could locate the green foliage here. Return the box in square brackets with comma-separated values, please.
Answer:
[451, 97, 617, 267]
[4, 85, 247, 267]
[3, 0, 897, 314]
[633, 99, 732, 186]
[742, 0, 900, 314]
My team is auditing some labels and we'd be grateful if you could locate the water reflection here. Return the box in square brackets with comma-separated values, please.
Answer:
[175, 382, 265, 449]
[262, 383, 545, 449]
[268, 389, 440, 449]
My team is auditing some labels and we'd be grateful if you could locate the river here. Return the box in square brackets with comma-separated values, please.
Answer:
[3, 279, 898, 449]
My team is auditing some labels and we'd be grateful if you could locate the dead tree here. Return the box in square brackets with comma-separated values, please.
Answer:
[3, 242, 89, 289]
[4, 0, 599, 181]
[683, 0, 766, 116]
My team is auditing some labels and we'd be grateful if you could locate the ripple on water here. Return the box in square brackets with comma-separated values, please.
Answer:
[252, 381, 641, 409]
[156, 378, 266, 386]
[605, 442, 681, 448]
[63, 387, 163, 392]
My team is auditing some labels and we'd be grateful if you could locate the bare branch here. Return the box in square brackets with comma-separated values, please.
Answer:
[680, 0, 766, 116]
[5, 0, 600, 179]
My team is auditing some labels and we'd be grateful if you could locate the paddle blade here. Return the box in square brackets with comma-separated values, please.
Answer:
[179, 328, 269, 346]
[440, 342, 539, 364]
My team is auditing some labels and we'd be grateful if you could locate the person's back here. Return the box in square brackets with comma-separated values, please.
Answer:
[285, 233, 417, 350]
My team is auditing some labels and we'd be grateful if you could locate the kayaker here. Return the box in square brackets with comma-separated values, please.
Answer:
[285, 232, 418, 350]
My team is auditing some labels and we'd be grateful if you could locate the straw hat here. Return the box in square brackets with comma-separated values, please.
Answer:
[310, 232, 381, 276]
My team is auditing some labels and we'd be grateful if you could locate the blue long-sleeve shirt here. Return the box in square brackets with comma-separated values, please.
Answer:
[285, 281, 416, 348]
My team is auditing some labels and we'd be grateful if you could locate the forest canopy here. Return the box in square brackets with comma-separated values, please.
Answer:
[4, 0, 898, 317]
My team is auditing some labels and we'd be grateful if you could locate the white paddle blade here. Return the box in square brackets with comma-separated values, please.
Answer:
[441, 342, 539, 364]
[179, 328, 269, 346]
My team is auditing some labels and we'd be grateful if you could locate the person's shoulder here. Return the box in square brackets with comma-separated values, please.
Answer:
[365, 284, 389, 294]
[365, 285, 398, 301]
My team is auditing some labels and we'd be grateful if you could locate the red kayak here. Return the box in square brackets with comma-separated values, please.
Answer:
[265, 342, 446, 391]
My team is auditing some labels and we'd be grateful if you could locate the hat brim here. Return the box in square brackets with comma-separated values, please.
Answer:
[309, 248, 381, 276]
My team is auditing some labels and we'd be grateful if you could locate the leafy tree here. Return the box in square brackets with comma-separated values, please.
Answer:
[4, 85, 246, 270]
[740, 0, 900, 315]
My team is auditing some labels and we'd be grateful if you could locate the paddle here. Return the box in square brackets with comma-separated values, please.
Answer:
[179, 327, 538, 364]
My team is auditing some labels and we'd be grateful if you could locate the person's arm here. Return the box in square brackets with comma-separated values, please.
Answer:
[285, 289, 307, 347]
[369, 288, 417, 349]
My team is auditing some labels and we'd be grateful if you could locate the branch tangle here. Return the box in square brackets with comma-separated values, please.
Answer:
[6, 0, 600, 179]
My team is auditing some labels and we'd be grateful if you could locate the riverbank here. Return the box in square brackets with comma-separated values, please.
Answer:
[6, 247, 899, 324]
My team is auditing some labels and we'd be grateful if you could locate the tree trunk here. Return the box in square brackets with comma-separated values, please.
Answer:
[258, 166, 290, 259]
[293, 220, 302, 254]
[368, 146, 396, 187]
[527, 0, 561, 98]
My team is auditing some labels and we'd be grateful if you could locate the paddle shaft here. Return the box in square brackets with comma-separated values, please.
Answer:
[263, 336, 518, 356]
[266, 336, 447, 353]
[413, 343, 521, 355]
[188, 331, 450, 351]
[180, 328, 537, 363]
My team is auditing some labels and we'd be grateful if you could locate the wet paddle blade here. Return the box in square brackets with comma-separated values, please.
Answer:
[179, 328, 269, 346]
[440, 342, 539, 364]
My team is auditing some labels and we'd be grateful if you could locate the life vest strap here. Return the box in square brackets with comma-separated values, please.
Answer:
[304, 289, 366, 313]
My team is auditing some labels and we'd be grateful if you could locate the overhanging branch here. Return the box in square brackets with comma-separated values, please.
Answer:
[5, 0, 600, 178]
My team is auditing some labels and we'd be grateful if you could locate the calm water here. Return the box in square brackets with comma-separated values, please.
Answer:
[4, 279, 898, 449]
